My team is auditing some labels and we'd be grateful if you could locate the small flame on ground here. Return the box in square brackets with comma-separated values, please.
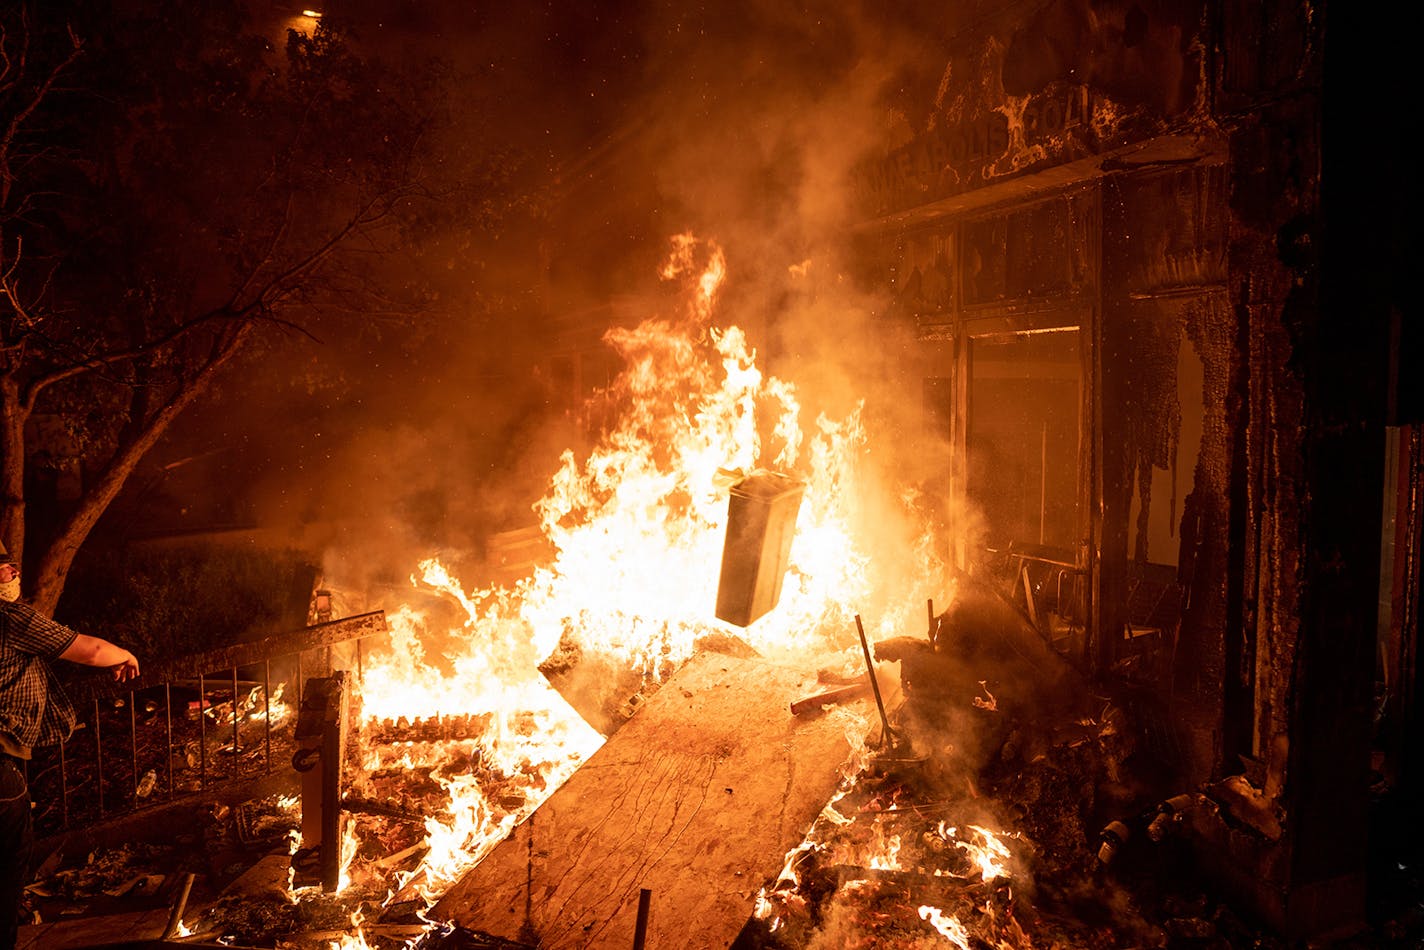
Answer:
[937, 821, 1016, 882]
[867, 832, 903, 870]
[328, 909, 370, 950]
[919, 905, 972, 948]
[337, 817, 361, 893]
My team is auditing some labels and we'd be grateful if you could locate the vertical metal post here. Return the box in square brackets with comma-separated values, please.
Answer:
[130, 691, 138, 806]
[59, 738, 69, 828]
[855, 615, 893, 749]
[296, 652, 303, 704]
[93, 698, 105, 817]
[231, 666, 240, 770]
[198, 672, 207, 788]
[264, 659, 272, 773]
[164, 682, 174, 800]
[356, 638, 363, 682]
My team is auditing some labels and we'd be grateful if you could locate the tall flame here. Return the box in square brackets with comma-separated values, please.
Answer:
[345, 232, 943, 912]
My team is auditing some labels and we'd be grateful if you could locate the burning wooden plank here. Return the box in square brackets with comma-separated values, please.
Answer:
[430, 650, 875, 948]
[790, 679, 871, 716]
[17, 907, 175, 949]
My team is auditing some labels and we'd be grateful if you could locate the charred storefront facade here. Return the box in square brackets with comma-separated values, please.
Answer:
[848, 0, 1412, 940]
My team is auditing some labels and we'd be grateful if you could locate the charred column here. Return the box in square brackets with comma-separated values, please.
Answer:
[292, 672, 350, 892]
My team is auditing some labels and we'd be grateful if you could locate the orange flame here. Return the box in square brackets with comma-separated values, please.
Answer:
[937, 821, 1016, 882]
[919, 905, 972, 948]
[341, 233, 943, 920]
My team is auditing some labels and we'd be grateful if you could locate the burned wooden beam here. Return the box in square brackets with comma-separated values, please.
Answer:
[790, 681, 871, 716]
[430, 651, 878, 948]
[292, 673, 349, 892]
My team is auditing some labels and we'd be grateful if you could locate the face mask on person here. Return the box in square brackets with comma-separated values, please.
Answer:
[0, 562, 19, 602]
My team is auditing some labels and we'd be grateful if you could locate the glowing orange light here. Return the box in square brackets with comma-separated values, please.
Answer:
[335, 232, 946, 928]
[919, 905, 971, 948]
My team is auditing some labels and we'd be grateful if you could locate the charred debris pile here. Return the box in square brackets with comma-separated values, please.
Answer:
[14, 574, 1340, 949]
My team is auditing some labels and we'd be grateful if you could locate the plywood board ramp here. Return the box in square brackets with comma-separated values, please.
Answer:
[432, 650, 874, 949]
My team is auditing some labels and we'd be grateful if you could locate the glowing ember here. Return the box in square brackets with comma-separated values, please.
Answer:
[919, 905, 972, 948]
[939, 822, 1016, 882]
[972, 679, 998, 711]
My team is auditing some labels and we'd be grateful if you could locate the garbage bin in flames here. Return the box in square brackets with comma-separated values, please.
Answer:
[715, 470, 806, 627]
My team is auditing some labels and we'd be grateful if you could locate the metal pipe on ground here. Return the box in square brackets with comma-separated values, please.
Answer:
[162, 872, 196, 939]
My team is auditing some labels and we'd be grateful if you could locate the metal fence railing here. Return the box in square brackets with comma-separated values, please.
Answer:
[26, 611, 387, 836]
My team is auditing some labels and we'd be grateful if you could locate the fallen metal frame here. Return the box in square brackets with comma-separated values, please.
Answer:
[28, 611, 387, 832]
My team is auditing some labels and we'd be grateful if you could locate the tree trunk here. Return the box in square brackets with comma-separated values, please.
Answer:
[29, 325, 253, 617]
[0, 375, 30, 563]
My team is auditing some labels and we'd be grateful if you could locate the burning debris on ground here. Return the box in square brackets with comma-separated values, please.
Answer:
[14, 213, 1413, 948]
[725, 586, 1164, 949]
[2, 0, 1416, 939]
[10, 673, 1280, 950]
[18, 793, 299, 945]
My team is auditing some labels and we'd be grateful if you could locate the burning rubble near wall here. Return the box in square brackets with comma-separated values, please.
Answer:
[299, 233, 961, 944]
[735, 582, 1162, 950]
[30, 234, 1274, 949]
[306, 237, 1168, 948]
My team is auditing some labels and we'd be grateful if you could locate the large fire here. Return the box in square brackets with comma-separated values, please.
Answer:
[329, 233, 944, 928]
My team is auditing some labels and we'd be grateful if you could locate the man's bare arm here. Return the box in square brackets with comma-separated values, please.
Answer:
[59, 634, 140, 682]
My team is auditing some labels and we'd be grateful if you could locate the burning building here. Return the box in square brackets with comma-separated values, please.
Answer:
[483, 0, 1413, 943]
[13, 1, 1416, 948]
[827, 1, 1411, 941]
[507, 0, 1409, 938]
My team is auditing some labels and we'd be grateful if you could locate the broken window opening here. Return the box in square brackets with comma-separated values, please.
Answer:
[967, 327, 1081, 556]
[965, 327, 1084, 652]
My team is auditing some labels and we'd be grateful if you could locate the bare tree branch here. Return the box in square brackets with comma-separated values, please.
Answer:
[0, 12, 82, 207]
[1, 7, 447, 611]
[23, 305, 237, 400]
[242, 187, 407, 311]
[29, 319, 257, 613]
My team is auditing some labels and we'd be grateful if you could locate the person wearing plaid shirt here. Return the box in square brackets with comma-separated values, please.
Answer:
[1, 555, 139, 950]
